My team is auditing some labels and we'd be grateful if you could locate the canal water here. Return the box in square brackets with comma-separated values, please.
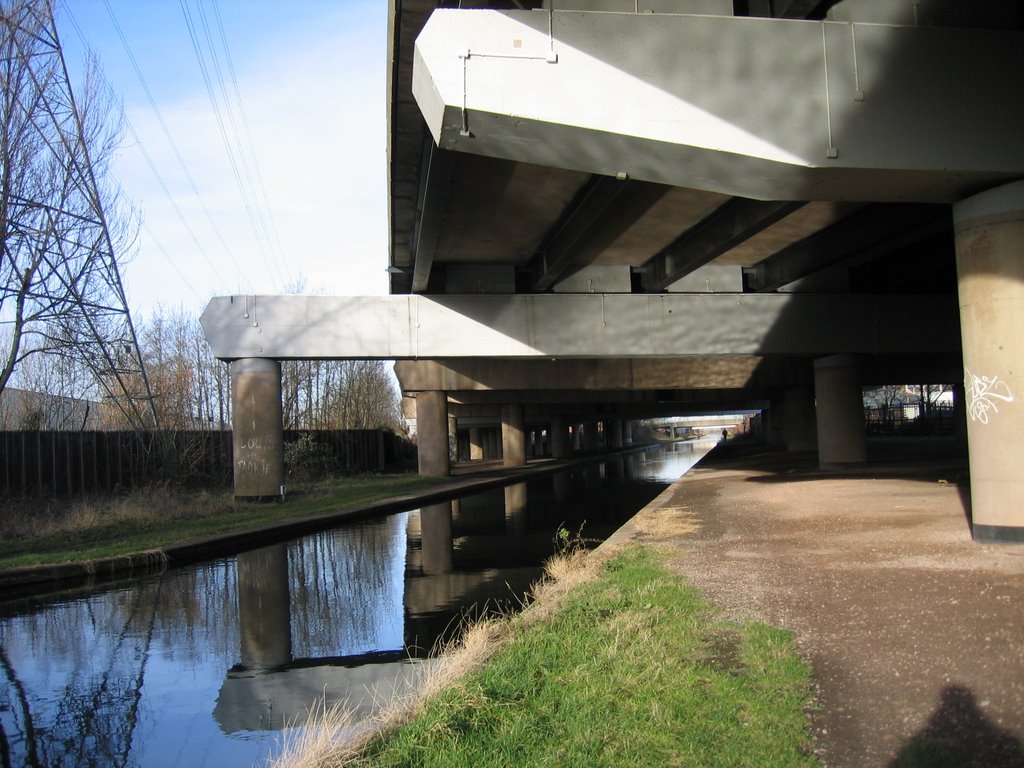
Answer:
[0, 441, 712, 767]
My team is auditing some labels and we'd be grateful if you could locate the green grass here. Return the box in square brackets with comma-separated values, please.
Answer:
[359, 547, 821, 768]
[0, 473, 441, 570]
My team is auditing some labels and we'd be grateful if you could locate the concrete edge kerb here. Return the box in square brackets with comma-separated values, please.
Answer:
[0, 444, 660, 600]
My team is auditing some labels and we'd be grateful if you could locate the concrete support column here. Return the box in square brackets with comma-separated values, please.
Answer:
[623, 420, 634, 445]
[608, 420, 624, 449]
[469, 427, 484, 460]
[230, 358, 285, 500]
[416, 391, 450, 476]
[549, 415, 569, 458]
[954, 180, 1024, 543]
[583, 420, 601, 452]
[784, 377, 818, 452]
[571, 424, 582, 451]
[814, 355, 866, 467]
[502, 403, 526, 467]
[764, 398, 787, 446]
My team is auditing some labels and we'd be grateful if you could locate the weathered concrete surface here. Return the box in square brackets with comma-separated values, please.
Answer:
[609, 438, 1024, 767]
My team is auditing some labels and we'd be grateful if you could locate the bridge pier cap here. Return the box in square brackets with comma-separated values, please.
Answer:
[954, 179, 1024, 544]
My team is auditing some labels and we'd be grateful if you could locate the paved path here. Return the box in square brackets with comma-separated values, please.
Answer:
[607, 439, 1024, 767]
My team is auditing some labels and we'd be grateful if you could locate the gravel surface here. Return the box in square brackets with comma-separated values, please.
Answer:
[614, 440, 1024, 768]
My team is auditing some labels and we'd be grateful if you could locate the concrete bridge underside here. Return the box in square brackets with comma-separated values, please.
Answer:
[201, 0, 1023, 544]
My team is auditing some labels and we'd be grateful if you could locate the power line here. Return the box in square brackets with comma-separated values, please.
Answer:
[179, 0, 289, 289]
[210, 0, 287, 264]
[97, 0, 250, 281]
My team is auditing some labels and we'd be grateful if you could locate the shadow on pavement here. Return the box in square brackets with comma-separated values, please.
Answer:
[889, 685, 1024, 768]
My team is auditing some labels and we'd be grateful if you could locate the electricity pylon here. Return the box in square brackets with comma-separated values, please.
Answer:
[0, 0, 159, 432]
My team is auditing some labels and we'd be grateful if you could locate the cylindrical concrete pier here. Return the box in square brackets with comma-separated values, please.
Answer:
[552, 415, 569, 456]
[954, 179, 1024, 543]
[502, 403, 526, 467]
[416, 391, 450, 477]
[607, 420, 624, 449]
[764, 397, 787, 446]
[469, 427, 484, 460]
[814, 354, 866, 467]
[785, 377, 818, 452]
[231, 358, 285, 500]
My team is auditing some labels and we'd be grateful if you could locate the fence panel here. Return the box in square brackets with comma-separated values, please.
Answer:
[0, 429, 413, 498]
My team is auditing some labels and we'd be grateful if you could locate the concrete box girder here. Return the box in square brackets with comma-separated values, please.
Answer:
[201, 293, 959, 361]
[413, 9, 1024, 202]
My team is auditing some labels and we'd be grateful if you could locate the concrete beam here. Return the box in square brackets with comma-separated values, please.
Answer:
[528, 175, 640, 291]
[412, 145, 456, 293]
[747, 204, 951, 292]
[201, 293, 960, 361]
[414, 10, 1024, 202]
[644, 199, 804, 291]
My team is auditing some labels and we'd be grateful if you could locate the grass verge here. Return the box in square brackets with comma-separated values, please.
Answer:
[274, 546, 821, 768]
[0, 474, 441, 571]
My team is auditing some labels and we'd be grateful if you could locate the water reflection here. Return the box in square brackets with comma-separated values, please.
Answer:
[0, 441, 712, 767]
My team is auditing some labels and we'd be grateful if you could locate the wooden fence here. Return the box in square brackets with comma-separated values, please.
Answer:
[0, 429, 415, 497]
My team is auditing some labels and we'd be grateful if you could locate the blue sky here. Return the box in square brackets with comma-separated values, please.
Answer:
[57, 0, 389, 320]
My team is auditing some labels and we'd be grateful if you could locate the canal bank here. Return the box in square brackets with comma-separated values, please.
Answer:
[603, 437, 1024, 767]
[0, 446, 657, 597]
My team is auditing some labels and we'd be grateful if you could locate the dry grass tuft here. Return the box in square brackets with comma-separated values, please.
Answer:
[631, 504, 699, 541]
[267, 700, 364, 768]
[0, 485, 233, 540]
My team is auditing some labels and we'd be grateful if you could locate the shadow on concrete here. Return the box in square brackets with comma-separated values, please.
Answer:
[889, 685, 1024, 768]
[699, 435, 975, 529]
[706, 435, 967, 481]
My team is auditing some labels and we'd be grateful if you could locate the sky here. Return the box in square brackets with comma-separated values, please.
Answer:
[56, 0, 390, 321]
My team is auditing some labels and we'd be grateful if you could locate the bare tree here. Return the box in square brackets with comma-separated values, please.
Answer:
[0, 0, 156, 429]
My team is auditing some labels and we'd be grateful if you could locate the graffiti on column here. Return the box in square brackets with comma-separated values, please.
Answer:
[237, 437, 276, 476]
[965, 368, 1014, 424]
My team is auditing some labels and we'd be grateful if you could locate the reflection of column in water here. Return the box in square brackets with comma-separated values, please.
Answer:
[606, 457, 624, 479]
[237, 543, 292, 670]
[420, 501, 453, 575]
[553, 472, 571, 503]
[583, 464, 602, 489]
[624, 453, 637, 479]
[504, 482, 528, 534]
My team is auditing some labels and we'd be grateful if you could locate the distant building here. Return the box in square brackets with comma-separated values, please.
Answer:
[0, 387, 109, 430]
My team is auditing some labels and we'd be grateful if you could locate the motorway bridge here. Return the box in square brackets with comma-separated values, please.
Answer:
[202, 0, 1024, 544]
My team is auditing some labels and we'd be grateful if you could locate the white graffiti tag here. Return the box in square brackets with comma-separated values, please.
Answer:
[965, 368, 1015, 424]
